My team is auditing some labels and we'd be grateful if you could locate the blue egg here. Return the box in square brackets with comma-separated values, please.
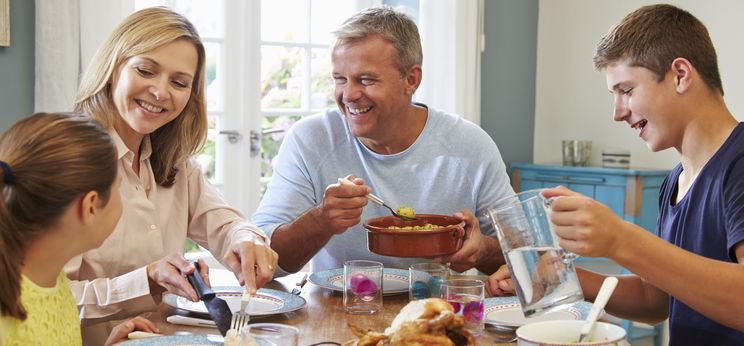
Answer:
[411, 281, 431, 299]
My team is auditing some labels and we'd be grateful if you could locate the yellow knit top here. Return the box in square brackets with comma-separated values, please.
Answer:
[1, 270, 81, 346]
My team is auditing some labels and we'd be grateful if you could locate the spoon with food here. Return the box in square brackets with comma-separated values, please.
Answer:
[338, 177, 418, 221]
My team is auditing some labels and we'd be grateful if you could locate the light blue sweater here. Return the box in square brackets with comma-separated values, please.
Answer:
[252, 105, 514, 274]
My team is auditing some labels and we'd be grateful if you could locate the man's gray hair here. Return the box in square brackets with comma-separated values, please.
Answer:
[332, 6, 422, 76]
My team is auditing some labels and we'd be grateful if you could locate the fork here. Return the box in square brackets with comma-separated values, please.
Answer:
[230, 290, 251, 332]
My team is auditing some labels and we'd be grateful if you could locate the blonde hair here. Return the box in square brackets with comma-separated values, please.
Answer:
[332, 6, 422, 76]
[74, 6, 207, 186]
[0, 113, 117, 320]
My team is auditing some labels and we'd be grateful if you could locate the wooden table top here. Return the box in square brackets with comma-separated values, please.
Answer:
[150, 272, 516, 345]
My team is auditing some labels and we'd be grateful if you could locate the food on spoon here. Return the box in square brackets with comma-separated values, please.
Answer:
[396, 206, 416, 219]
[348, 298, 474, 346]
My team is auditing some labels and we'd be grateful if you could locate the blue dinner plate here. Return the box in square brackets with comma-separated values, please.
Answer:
[484, 296, 593, 328]
[117, 334, 224, 345]
[163, 287, 306, 317]
[308, 268, 409, 295]
[118, 334, 274, 345]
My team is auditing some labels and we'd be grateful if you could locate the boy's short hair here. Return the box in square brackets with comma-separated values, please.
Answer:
[593, 4, 723, 95]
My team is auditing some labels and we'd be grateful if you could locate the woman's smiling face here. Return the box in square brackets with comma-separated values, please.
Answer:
[110, 38, 198, 144]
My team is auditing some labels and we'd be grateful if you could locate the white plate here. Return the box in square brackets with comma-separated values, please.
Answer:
[308, 268, 408, 295]
[163, 287, 306, 317]
[484, 296, 592, 328]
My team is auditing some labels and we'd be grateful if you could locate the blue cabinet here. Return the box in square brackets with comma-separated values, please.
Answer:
[510, 163, 669, 233]
[510, 163, 670, 345]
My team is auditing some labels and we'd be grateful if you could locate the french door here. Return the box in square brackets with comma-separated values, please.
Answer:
[135, 0, 363, 214]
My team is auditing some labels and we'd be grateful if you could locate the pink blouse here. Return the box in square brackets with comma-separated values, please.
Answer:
[65, 130, 267, 342]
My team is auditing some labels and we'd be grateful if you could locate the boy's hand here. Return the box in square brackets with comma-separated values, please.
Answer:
[487, 264, 515, 297]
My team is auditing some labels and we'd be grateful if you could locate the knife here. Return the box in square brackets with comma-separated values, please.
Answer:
[186, 261, 232, 336]
[127, 331, 163, 339]
[166, 315, 217, 328]
[291, 273, 309, 295]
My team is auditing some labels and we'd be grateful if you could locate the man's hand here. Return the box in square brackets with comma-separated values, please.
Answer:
[312, 175, 370, 235]
[435, 210, 483, 272]
[223, 235, 279, 295]
[104, 316, 159, 345]
[147, 254, 210, 302]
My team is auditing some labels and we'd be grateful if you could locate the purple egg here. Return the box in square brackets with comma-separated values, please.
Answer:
[350, 273, 378, 296]
[462, 301, 484, 324]
[448, 301, 462, 314]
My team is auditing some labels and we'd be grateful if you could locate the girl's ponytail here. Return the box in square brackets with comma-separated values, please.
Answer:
[0, 113, 117, 320]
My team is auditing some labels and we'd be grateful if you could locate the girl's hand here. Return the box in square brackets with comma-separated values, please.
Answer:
[104, 316, 159, 345]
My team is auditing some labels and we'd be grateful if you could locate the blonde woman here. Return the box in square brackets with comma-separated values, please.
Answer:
[70, 7, 277, 343]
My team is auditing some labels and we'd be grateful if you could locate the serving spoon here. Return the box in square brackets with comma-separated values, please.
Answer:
[578, 276, 619, 342]
[338, 177, 418, 221]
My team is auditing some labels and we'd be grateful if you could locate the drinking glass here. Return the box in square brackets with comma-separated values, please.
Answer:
[241, 323, 299, 346]
[562, 140, 592, 166]
[487, 189, 583, 318]
[343, 260, 383, 314]
[409, 262, 449, 300]
[440, 279, 485, 337]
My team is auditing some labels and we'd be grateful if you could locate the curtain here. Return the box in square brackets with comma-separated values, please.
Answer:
[417, 0, 484, 125]
[34, 0, 80, 113]
[34, 0, 131, 113]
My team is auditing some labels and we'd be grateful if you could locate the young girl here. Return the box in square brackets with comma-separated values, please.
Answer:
[0, 113, 158, 345]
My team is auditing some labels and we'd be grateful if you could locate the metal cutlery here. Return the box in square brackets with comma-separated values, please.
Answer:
[127, 331, 163, 339]
[338, 177, 418, 221]
[166, 315, 216, 328]
[231, 289, 252, 332]
[291, 273, 309, 295]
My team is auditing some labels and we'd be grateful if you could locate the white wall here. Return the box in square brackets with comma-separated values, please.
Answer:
[535, 0, 744, 169]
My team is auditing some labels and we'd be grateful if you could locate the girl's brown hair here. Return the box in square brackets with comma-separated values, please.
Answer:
[0, 112, 118, 320]
[74, 6, 207, 186]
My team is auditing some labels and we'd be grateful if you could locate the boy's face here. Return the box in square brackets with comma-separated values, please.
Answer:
[605, 61, 681, 152]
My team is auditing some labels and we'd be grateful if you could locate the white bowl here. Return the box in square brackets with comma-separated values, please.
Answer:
[516, 320, 627, 346]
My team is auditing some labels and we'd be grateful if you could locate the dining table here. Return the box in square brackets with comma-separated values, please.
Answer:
[146, 270, 517, 345]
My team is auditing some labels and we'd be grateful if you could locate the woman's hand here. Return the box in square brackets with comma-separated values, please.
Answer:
[223, 235, 279, 295]
[147, 254, 210, 302]
[487, 264, 515, 297]
[104, 316, 160, 345]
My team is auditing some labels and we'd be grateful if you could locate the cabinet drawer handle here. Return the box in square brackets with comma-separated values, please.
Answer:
[535, 174, 606, 183]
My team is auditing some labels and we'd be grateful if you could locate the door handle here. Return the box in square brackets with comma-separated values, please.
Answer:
[218, 130, 243, 144]
[219, 128, 287, 158]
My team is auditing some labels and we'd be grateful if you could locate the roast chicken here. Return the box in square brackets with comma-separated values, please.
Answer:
[349, 298, 475, 346]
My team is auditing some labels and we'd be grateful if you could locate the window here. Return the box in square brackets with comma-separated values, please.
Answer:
[258, 0, 356, 185]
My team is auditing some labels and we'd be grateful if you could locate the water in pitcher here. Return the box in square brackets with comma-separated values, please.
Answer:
[506, 246, 583, 317]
